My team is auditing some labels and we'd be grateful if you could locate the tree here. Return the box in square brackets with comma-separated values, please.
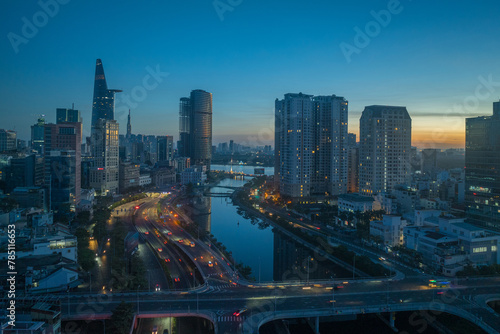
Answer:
[110, 301, 134, 334]
[79, 248, 96, 271]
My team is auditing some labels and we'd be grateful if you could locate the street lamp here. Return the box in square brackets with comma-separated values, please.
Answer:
[136, 285, 141, 313]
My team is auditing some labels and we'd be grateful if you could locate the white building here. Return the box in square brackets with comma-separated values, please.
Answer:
[338, 193, 374, 213]
[370, 215, 407, 247]
[404, 215, 500, 276]
[139, 174, 152, 187]
[1, 235, 77, 262]
[359, 106, 412, 196]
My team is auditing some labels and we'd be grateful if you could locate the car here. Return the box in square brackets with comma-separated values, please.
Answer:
[145, 231, 149, 235]
[163, 330, 169, 334]
[178, 239, 184, 243]
[155, 284, 161, 292]
[233, 308, 247, 317]
[152, 325, 158, 334]
[190, 242, 195, 247]
[167, 231, 172, 236]
[164, 258, 170, 262]
[158, 248, 162, 252]
[208, 261, 213, 267]
[379, 257, 386, 261]
[174, 277, 180, 282]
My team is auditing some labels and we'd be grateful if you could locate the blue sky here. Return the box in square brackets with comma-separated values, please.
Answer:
[1, 0, 500, 148]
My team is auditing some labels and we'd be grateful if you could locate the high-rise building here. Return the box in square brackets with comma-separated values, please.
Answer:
[359, 105, 412, 196]
[275, 93, 349, 198]
[421, 148, 438, 176]
[126, 110, 132, 139]
[275, 93, 313, 198]
[347, 133, 359, 194]
[91, 59, 122, 130]
[465, 101, 500, 230]
[178, 90, 212, 168]
[4, 154, 44, 193]
[57, 108, 82, 124]
[44, 122, 82, 211]
[157, 135, 174, 162]
[311, 95, 348, 196]
[178, 97, 191, 157]
[0, 129, 17, 152]
[31, 116, 45, 154]
[90, 119, 119, 195]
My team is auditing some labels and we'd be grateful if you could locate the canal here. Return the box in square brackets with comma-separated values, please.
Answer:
[200, 165, 352, 282]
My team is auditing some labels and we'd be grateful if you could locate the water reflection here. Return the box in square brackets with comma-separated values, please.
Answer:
[190, 175, 351, 281]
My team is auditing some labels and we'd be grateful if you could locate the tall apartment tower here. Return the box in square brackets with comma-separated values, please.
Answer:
[465, 101, 500, 229]
[44, 122, 82, 211]
[90, 119, 119, 195]
[359, 105, 412, 196]
[347, 133, 359, 193]
[178, 90, 212, 169]
[311, 95, 348, 196]
[91, 59, 122, 130]
[275, 93, 314, 198]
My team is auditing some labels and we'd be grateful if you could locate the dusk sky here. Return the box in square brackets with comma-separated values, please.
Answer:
[1, 0, 500, 148]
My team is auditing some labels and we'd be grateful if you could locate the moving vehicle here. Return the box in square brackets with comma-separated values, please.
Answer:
[190, 242, 195, 247]
[233, 308, 247, 317]
[208, 261, 213, 267]
[428, 280, 450, 288]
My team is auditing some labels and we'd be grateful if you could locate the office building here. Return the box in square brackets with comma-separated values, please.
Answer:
[359, 105, 412, 196]
[465, 101, 500, 229]
[31, 116, 45, 154]
[56, 108, 82, 124]
[91, 59, 122, 130]
[0, 129, 17, 152]
[178, 97, 191, 158]
[157, 135, 174, 162]
[421, 148, 438, 176]
[44, 122, 82, 211]
[119, 161, 140, 193]
[90, 119, 119, 195]
[178, 90, 213, 168]
[4, 154, 44, 193]
[126, 109, 132, 139]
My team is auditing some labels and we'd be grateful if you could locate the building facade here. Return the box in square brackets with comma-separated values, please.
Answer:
[44, 122, 82, 211]
[178, 90, 212, 168]
[465, 101, 500, 230]
[359, 105, 412, 196]
[90, 119, 119, 195]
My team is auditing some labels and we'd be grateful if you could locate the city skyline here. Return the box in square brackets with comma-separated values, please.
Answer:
[2, 1, 500, 148]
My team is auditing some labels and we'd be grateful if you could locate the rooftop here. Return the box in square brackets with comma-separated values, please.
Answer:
[338, 193, 374, 203]
[452, 222, 483, 232]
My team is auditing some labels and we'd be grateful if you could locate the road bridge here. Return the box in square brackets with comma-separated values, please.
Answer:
[20, 278, 500, 334]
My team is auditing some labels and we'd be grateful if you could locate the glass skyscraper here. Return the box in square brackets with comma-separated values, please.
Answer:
[91, 59, 122, 130]
[465, 101, 500, 230]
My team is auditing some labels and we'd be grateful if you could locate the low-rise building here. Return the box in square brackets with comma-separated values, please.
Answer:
[370, 215, 407, 247]
[338, 193, 374, 213]
[404, 215, 500, 276]
[181, 166, 207, 186]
